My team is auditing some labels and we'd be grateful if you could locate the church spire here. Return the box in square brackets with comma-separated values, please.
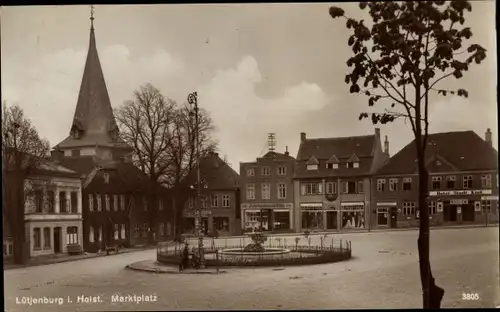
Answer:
[90, 5, 95, 30]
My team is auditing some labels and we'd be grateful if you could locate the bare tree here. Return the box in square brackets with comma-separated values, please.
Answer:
[115, 83, 176, 244]
[329, 1, 486, 308]
[2, 103, 50, 264]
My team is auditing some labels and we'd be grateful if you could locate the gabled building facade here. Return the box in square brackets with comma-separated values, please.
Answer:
[4, 161, 84, 259]
[50, 15, 169, 252]
[293, 129, 388, 232]
[372, 129, 499, 228]
[240, 147, 296, 233]
[182, 152, 241, 236]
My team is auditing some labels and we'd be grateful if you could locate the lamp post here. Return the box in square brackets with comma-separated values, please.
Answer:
[187, 91, 205, 269]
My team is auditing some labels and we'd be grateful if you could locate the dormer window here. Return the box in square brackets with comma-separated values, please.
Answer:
[353, 162, 359, 168]
[346, 153, 360, 169]
[326, 163, 339, 169]
[305, 156, 319, 171]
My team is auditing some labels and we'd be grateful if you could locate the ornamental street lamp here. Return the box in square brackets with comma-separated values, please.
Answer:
[187, 91, 205, 269]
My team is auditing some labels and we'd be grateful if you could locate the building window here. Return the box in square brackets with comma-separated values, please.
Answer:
[481, 174, 492, 188]
[358, 181, 364, 193]
[222, 195, 230, 207]
[67, 227, 78, 245]
[261, 183, 271, 200]
[246, 184, 255, 200]
[98, 226, 102, 242]
[89, 225, 94, 243]
[120, 195, 126, 211]
[71, 149, 80, 157]
[113, 195, 119, 211]
[158, 199, 164, 211]
[114, 224, 119, 240]
[59, 191, 67, 213]
[35, 190, 43, 213]
[43, 227, 51, 248]
[247, 168, 255, 177]
[377, 179, 386, 192]
[306, 164, 318, 171]
[278, 183, 287, 199]
[142, 196, 148, 211]
[261, 167, 271, 176]
[402, 202, 416, 216]
[326, 163, 339, 169]
[482, 200, 492, 213]
[134, 224, 140, 239]
[463, 175, 473, 189]
[33, 228, 41, 249]
[430, 202, 437, 215]
[210, 195, 218, 207]
[103, 173, 110, 184]
[71, 192, 78, 213]
[301, 182, 323, 195]
[120, 224, 126, 239]
[389, 178, 399, 192]
[188, 197, 194, 209]
[201, 195, 209, 208]
[88, 194, 94, 211]
[213, 217, 230, 233]
[403, 177, 412, 191]
[159, 222, 165, 236]
[105, 194, 110, 211]
[47, 191, 55, 213]
[341, 181, 357, 194]
[431, 176, 442, 190]
[96, 194, 102, 211]
[353, 162, 359, 168]
[446, 176, 456, 189]
[277, 166, 286, 175]
[326, 182, 337, 194]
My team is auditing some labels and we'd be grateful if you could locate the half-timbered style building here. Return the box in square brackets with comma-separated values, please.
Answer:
[372, 129, 498, 228]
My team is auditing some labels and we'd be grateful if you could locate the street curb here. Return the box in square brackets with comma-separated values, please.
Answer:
[125, 263, 226, 275]
[4, 246, 158, 271]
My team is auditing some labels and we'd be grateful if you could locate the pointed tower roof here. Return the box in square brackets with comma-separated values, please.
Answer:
[326, 154, 340, 164]
[56, 8, 127, 150]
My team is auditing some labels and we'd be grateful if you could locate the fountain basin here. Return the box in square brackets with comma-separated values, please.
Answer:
[218, 248, 290, 256]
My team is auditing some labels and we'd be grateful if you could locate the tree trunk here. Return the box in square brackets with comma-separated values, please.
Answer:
[10, 174, 28, 264]
[147, 177, 156, 245]
[415, 135, 444, 309]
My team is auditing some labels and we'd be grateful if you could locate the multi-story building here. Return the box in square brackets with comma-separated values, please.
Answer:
[293, 129, 388, 232]
[50, 15, 168, 252]
[372, 129, 498, 228]
[182, 152, 241, 236]
[240, 146, 295, 233]
[4, 161, 84, 259]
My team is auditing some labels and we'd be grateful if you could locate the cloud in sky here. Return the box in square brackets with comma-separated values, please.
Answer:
[2, 42, 328, 169]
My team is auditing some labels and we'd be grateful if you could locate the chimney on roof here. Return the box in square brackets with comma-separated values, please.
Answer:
[485, 128, 492, 146]
[284, 146, 289, 156]
[384, 135, 390, 156]
[300, 132, 306, 143]
[375, 128, 380, 138]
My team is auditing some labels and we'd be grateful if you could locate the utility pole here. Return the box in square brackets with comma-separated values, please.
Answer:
[188, 91, 205, 269]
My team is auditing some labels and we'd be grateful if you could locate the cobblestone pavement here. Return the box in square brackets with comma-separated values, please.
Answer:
[4, 227, 499, 311]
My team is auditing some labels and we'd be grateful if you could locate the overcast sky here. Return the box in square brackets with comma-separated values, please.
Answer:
[1, 3, 497, 170]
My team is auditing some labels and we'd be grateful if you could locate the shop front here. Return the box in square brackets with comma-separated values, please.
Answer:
[340, 202, 365, 230]
[241, 203, 293, 233]
[375, 202, 398, 228]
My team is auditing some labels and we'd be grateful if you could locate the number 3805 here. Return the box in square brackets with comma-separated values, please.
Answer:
[462, 293, 479, 300]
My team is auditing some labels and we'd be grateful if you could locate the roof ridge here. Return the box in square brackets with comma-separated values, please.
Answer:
[305, 134, 375, 141]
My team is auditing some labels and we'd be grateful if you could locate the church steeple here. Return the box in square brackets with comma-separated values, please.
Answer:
[69, 6, 118, 140]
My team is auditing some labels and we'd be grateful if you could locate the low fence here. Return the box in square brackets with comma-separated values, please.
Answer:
[157, 238, 352, 267]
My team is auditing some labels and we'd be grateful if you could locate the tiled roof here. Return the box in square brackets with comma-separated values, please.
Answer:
[306, 156, 319, 165]
[55, 156, 97, 176]
[31, 161, 81, 179]
[294, 134, 377, 178]
[347, 153, 360, 162]
[297, 135, 376, 160]
[57, 134, 129, 149]
[376, 130, 498, 175]
[183, 153, 240, 190]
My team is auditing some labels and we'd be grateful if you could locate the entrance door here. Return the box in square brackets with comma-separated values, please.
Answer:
[462, 204, 475, 222]
[390, 208, 398, 228]
[444, 204, 458, 222]
[53, 227, 61, 253]
[326, 211, 337, 229]
[378, 212, 388, 226]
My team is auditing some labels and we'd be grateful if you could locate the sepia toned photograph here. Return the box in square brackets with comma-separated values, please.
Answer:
[1, 1, 498, 311]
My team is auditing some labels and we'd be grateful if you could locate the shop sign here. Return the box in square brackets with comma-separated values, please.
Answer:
[457, 207, 462, 214]
[437, 202, 443, 212]
[241, 203, 293, 210]
[474, 202, 481, 212]
[186, 210, 211, 217]
[341, 202, 364, 207]
[429, 189, 492, 197]
[481, 195, 499, 201]
[376, 202, 397, 207]
[450, 199, 468, 205]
